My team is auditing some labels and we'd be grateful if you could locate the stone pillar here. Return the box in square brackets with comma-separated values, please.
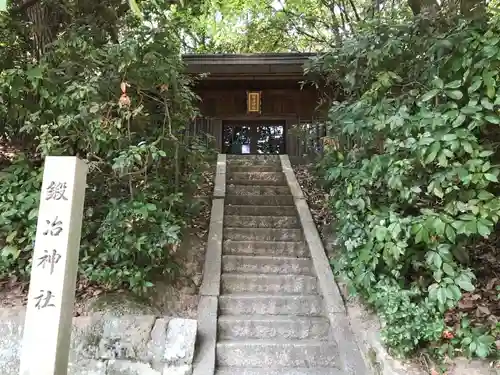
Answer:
[20, 156, 88, 375]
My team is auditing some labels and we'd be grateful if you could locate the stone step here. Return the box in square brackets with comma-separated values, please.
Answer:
[227, 172, 287, 186]
[218, 315, 330, 340]
[226, 185, 291, 196]
[215, 368, 344, 375]
[218, 295, 324, 316]
[225, 195, 294, 206]
[216, 340, 339, 368]
[227, 155, 281, 162]
[222, 255, 313, 275]
[227, 165, 282, 173]
[224, 215, 299, 229]
[226, 178, 286, 186]
[223, 240, 309, 258]
[224, 228, 302, 242]
[221, 273, 318, 294]
[224, 205, 296, 217]
[227, 154, 280, 158]
[227, 162, 282, 169]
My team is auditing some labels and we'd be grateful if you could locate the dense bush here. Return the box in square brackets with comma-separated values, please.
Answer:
[0, 3, 215, 293]
[312, 13, 500, 358]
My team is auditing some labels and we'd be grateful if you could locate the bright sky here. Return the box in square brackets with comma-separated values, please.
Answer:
[214, 0, 284, 22]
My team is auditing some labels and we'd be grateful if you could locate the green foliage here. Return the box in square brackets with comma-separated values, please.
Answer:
[0, 157, 42, 277]
[439, 316, 497, 359]
[315, 13, 500, 358]
[0, 2, 216, 293]
[372, 281, 444, 356]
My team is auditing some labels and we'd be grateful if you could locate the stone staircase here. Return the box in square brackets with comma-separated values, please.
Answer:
[215, 155, 345, 375]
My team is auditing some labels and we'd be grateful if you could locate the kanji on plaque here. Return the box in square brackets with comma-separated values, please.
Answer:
[45, 181, 69, 201]
[34, 289, 56, 309]
[43, 216, 63, 236]
[37, 249, 62, 275]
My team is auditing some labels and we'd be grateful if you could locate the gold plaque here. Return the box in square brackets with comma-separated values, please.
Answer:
[247, 91, 261, 113]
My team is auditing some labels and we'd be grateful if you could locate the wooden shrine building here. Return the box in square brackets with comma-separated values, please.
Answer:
[182, 53, 328, 156]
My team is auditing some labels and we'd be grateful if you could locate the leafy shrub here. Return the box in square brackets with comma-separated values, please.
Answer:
[0, 3, 215, 293]
[0, 157, 42, 278]
[313, 14, 500, 357]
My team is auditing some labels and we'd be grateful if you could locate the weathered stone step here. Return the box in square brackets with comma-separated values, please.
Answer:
[226, 185, 291, 196]
[216, 340, 339, 368]
[227, 165, 282, 173]
[227, 155, 281, 162]
[226, 178, 286, 186]
[218, 315, 330, 340]
[221, 273, 318, 294]
[224, 215, 299, 229]
[224, 205, 296, 217]
[218, 295, 324, 316]
[215, 368, 344, 375]
[225, 195, 294, 206]
[223, 240, 309, 257]
[227, 171, 287, 186]
[222, 255, 313, 275]
[224, 228, 302, 241]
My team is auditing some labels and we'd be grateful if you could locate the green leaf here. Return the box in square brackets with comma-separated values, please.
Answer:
[482, 71, 496, 99]
[1, 245, 20, 259]
[433, 78, 444, 89]
[484, 173, 498, 182]
[434, 218, 446, 234]
[128, 0, 144, 19]
[442, 263, 455, 276]
[433, 252, 443, 269]
[438, 152, 448, 167]
[28, 208, 38, 220]
[445, 90, 463, 100]
[479, 150, 494, 157]
[414, 224, 429, 244]
[461, 106, 479, 115]
[477, 335, 495, 346]
[433, 184, 444, 198]
[480, 97, 494, 110]
[445, 225, 456, 243]
[374, 226, 387, 242]
[442, 133, 457, 141]
[484, 115, 500, 124]
[425, 142, 441, 164]
[448, 284, 462, 300]
[27, 66, 43, 81]
[421, 89, 440, 102]
[475, 342, 491, 359]
[445, 80, 462, 89]
[453, 114, 466, 127]
[437, 287, 447, 305]
[6, 231, 17, 243]
[467, 77, 482, 93]
[456, 275, 475, 292]
[477, 220, 491, 237]
[462, 141, 473, 154]
[477, 190, 494, 200]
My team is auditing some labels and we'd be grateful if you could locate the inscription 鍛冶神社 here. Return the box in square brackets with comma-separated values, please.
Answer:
[20, 157, 88, 375]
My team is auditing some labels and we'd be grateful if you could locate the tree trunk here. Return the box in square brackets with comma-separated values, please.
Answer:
[407, 0, 440, 16]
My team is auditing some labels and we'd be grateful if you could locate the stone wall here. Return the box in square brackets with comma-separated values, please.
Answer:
[0, 308, 197, 375]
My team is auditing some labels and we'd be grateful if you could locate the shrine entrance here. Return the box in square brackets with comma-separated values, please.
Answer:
[222, 120, 286, 155]
[183, 53, 330, 157]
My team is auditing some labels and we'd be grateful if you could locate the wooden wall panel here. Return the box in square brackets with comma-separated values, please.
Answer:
[195, 88, 319, 119]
